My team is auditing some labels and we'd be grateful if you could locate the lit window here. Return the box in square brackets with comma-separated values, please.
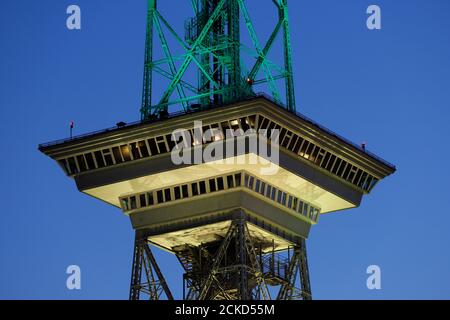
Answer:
[120, 145, 132, 162]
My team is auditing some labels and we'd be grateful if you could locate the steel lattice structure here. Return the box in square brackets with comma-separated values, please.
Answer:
[129, 212, 312, 300]
[140, 0, 296, 120]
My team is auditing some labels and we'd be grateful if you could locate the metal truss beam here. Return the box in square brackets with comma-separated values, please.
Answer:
[129, 233, 174, 300]
[140, 0, 298, 119]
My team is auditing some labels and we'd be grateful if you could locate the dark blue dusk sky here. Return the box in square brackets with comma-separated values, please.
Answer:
[1, 0, 449, 299]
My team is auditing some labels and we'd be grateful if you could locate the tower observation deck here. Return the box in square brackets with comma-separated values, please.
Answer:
[39, 0, 395, 300]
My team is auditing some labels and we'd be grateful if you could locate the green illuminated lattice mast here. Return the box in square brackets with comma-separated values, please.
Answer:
[140, 0, 296, 120]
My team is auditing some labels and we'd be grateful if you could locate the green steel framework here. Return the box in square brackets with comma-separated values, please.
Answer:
[140, 0, 297, 120]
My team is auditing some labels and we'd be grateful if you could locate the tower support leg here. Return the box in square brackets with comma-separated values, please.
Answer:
[277, 239, 312, 300]
[129, 232, 174, 300]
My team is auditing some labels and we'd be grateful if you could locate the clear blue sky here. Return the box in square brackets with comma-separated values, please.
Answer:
[1, 0, 449, 300]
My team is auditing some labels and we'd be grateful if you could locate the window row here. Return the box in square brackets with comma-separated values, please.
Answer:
[58, 115, 259, 176]
[243, 174, 320, 222]
[256, 115, 379, 192]
[57, 113, 378, 193]
[120, 172, 242, 212]
[120, 171, 320, 223]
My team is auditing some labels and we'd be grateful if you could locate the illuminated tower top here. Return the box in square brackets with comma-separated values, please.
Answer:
[140, 0, 296, 120]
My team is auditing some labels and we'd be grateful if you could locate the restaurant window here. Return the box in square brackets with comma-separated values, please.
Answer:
[138, 141, 150, 158]
[85, 153, 96, 170]
[337, 161, 347, 177]
[76, 155, 87, 172]
[281, 192, 287, 206]
[182, 185, 189, 198]
[147, 138, 159, 156]
[156, 137, 168, 153]
[343, 163, 352, 180]
[293, 136, 303, 154]
[122, 198, 129, 211]
[112, 147, 123, 164]
[247, 115, 257, 129]
[235, 173, 242, 187]
[293, 198, 298, 211]
[148, 192, 154, 205]
[103, 149, 114, 166]
[191, 183, 199, 196]
[277, 190, 282, 204]
[166, 134, 176, 151]
[199, 181, 207, 194]
[331, 158, 342, 175]
[94, 151, 105, 168]
[164, 188, 171, 202]
[248, 176, 254, 189]
[140, 194, 147, 207]
[271, 187, 276, 201]
[217, 177, 224, 191]
[266, 185, 272, 198]
[326, 155, 337, 171]
[67, 157, 78, 174]
[120, 145, 132, 162]
[130, 143, 141, 160]
[260, 182, 266, 195]
[157, 190, 164, 204]
[240, 117, 250, 131]
[244, 174, 250, 187]
[227, 175, 235, 189]
[287, 196, 293, 209]
[255, 180, 261, 193]
[310, 146, 320, 163]
[58, 159, 69, 174]
[130, 196, 137, 210]
[174, 186, 182, 200]
[209, 179, 217, 192]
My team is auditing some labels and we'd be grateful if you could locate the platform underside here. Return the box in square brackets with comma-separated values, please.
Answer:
[84, 154, 359, 214]
[149, 221, 293, 253]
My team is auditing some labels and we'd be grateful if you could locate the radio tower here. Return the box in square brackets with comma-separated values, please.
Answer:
[39, 0, 395, 300]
